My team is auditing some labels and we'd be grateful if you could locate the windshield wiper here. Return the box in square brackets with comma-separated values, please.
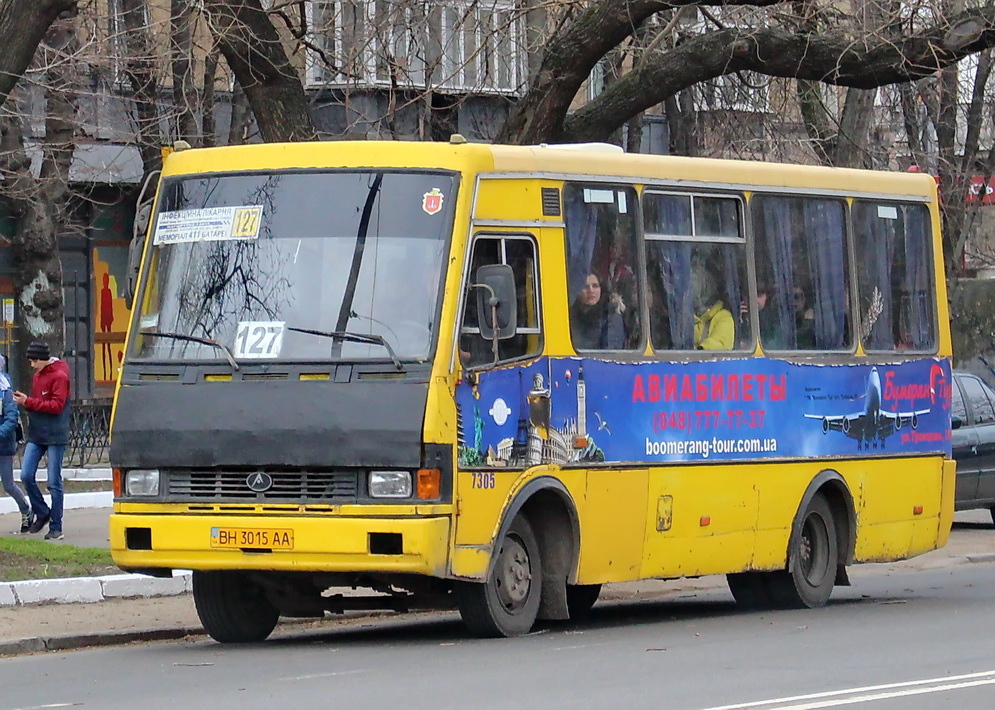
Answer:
[287, 327, 404, 372]
[139, 330, 240, 371]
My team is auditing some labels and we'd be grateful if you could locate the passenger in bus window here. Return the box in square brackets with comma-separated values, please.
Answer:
[570, 273, 625, 350]
[648, 277, 672, 350]
[793, 287, 816, 349]
[692, 266, 734, 350]
[591, 220, 640, 348]
[741, 282, 784, 349]
[894, 288, 916, 350]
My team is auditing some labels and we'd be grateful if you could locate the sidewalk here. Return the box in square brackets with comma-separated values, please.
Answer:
[0, 499, 191, 608]
[0, 504, 991, 657]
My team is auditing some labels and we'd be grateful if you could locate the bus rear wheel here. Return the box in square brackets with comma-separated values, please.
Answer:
[193, 570, 280, 643]
[455, 515, 542, 637]
[726, 572, 773, 610]
[767, 494, 838, 609]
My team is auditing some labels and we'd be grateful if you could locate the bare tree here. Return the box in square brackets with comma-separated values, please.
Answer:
[0, 14, 79, 387]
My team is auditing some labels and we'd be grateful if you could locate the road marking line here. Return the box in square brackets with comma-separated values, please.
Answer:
[551, 641, 617, 651]
[282, 669, 370, 681]
[697, 669, 995, 710]
[767, 678, 995, 708]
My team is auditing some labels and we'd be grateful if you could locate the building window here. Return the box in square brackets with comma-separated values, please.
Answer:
[308, 0, 522, 94]
[107, 0, 143, 87]
[692, 71, 770, 113]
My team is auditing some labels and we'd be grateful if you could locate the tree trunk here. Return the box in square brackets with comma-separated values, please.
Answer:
[228, 81, 251, 145]
[121, 0, 163, 175]
[665, 92, 699, 157]
[202, 0, 315, 143]
[5, 17, 77, 389]
[171, 0, 199, 144]
[831, 88, 875, 168]
[201, 46, 219, 147]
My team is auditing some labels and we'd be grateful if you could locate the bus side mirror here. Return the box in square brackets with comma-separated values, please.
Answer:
[952, 415, 963, 430]
[474, 264, 517, 340]
[124, 170, 160, 310]
[124, 203, 151, 310]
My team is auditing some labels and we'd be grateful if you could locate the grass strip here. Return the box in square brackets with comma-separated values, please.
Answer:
[0, 537, 116, 582]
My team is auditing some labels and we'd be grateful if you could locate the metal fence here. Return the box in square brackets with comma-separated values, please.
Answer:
[15, 399, 111, 468]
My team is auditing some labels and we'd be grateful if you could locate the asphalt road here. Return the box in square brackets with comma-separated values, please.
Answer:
[1, 548, 994, 710]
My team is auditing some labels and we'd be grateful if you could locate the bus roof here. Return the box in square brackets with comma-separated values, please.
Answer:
[161, 140, 938, 200]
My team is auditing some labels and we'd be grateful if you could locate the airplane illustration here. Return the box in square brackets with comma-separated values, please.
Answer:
[804, 367, 930, 450]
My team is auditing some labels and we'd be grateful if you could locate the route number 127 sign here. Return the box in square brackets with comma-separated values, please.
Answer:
[234, 321, 285, 359]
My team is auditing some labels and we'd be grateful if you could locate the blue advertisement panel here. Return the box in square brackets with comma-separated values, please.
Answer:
[455, 358, 952, 467]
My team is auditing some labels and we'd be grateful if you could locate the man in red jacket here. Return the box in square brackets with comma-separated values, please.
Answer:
[13, 341, 71, 540]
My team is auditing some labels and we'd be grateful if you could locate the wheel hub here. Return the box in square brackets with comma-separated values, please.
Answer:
[800, 515, 828, 584]
[495, 536, 532, 612]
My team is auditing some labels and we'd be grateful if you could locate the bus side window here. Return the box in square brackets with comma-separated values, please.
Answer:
[752, 195, 850, 351]
[564, 184, 643, 351]
[853, 201, 936, 352]
[460, 235, 541, 368]
[643, 192, 749, 352]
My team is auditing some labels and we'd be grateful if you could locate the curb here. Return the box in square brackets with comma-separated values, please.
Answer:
[61, 468, 112, 481]
[0, 627, 200, 657]
[0, 571, 191, 607]
[0, 490, 112, 515]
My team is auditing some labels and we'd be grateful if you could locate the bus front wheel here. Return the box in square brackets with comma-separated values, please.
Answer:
[455, 515, 542, 637]
[768, 494, 838, 609]
[193, 570, 280, 643]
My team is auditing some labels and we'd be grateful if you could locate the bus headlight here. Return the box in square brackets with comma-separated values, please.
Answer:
[125, 469, 161, 497]
[369, 470, 412, 498]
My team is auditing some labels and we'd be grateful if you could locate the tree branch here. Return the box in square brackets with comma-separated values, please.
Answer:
[0, 0, 76, 111]
[562, 11, 995, 142]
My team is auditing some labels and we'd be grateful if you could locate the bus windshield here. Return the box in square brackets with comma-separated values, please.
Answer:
[130, 170, 455, 363]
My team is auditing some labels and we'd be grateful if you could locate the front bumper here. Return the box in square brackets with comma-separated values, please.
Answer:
[110, 512, 452, 578]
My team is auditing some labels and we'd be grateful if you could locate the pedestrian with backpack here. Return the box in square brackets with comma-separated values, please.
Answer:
[0, 354, 30, 533]
[14, 341, 71, 541]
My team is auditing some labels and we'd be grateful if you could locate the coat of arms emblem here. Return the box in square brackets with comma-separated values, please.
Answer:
[422, 188, 444, 215]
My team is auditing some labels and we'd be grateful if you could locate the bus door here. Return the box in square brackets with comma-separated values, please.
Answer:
[452, 232, 543, 562]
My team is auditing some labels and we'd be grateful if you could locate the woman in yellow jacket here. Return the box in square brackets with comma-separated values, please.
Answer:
[692, 266, 735, 350]
[694, 301, 735, 350]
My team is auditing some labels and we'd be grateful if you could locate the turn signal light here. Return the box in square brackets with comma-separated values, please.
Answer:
[417, 468, 441, 499]
[913, 505, 924, 515]
[113, 468, 122, 498]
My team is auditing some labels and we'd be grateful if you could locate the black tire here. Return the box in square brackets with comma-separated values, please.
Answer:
[455, 515, 542, 637]
[766, 494, 838, 609]
[192, 570, 280, 643]
[565, 584, 602, 620]
[726, 572, 772, 610]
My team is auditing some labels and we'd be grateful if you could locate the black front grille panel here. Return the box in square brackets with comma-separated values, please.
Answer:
[166, 468, 360, 502]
